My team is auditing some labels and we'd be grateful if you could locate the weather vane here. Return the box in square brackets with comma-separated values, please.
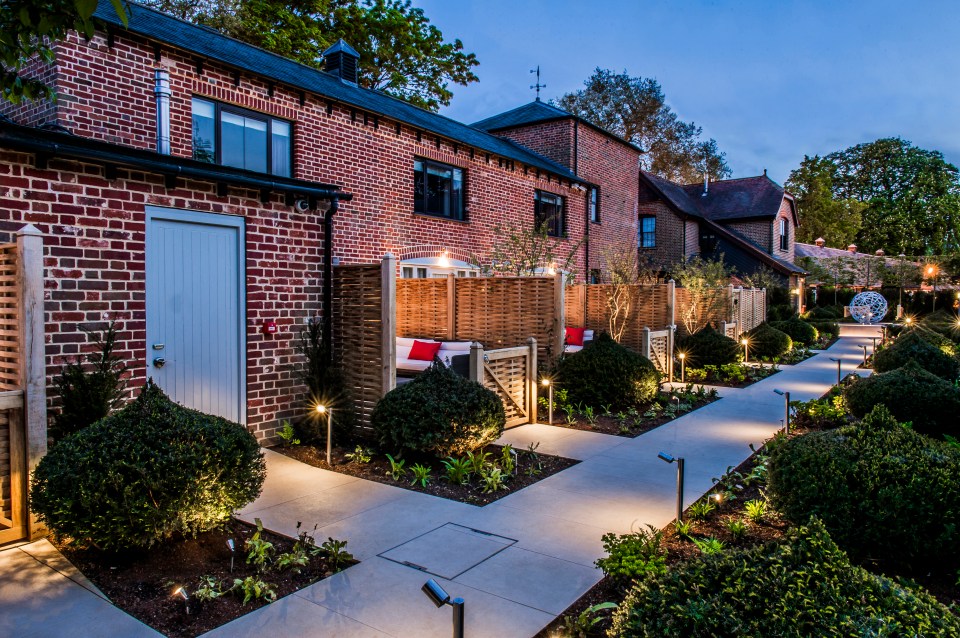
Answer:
[530, 66, 546, 101]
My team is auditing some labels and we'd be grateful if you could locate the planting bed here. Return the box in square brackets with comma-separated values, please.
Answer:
[56, 518, 354, 638]
[276, 442, 577, 506]
[683, 363, 780, 387]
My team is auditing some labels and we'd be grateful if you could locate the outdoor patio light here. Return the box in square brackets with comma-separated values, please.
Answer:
[657, 451, 685, 522]
[678, 352, 686, 383]
[421, 579, 465, 638]
[438, 249, 450, 268]
[829, 357, 842, 386]
[773, 389, 791, 435]
[315, 404, 333, 465]
[541, 378, 554, 424]
[741, 338, 750, 363]
[173, 586, 191, 615]
[226, 538, 236, 572]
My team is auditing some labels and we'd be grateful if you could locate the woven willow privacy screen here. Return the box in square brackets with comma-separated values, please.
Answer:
[674, 286, 767, 338]
[0, 245, 19, 391]
[563, 282, 674, 353]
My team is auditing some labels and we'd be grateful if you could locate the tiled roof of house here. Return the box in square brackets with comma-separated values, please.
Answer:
[679, 175, 790, 222]
[94, 2, 579, 181]
[472, 100, 643, 153]
[795, 242, 904, 267]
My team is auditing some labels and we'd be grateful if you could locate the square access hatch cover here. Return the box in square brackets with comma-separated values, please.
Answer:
[379, 523, 517, 579]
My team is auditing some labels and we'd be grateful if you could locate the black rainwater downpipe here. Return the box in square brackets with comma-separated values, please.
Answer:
[322, 197, 339, 367]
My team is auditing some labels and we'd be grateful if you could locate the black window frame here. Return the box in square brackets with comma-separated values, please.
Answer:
[779, 217, 789, 251]
[413, 157, 466, 221]
[589, 186, 600, 223]
[639, 215, 656, 248]
[535, 189, 566, 238]
[191, 96, 293, 177]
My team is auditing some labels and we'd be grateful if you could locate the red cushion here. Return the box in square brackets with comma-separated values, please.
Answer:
[408, 340, 442, 361]
[565, 327, 586, 346]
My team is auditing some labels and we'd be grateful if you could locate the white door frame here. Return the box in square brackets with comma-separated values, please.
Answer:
[145, 206, 247, 424]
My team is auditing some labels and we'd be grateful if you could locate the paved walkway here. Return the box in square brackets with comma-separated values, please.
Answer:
[2, 328, 879, 638]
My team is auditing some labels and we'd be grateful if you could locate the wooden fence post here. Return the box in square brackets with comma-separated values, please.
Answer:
[469, 342, 484, 383]
[381, 254, 397, 395]
[553, 272, 565, 360]
[17, 225, 46, 540]
[666, 279, 676, 328]
[527, 337, 538, 424]
[446, 273, 456, 341]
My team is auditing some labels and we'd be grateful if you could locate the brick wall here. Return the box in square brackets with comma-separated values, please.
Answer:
[0, 45, 59, 127]
[637, 182, 690, 272]
[0, 150, 323, 441]
[491, 119, 575, 170]
[775, 197, 796, 263]
[0, 29, 588, 440]
[725, 219, 772, 254]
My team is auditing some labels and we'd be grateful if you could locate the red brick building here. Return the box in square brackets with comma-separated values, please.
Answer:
[0, 2, 596, 440]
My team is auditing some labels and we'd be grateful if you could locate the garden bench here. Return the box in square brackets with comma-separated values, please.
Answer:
[396, 337, 473, 377]
[563, 329, 594, 354]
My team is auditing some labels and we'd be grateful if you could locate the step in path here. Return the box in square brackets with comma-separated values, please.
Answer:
[1, 328, 879, 638]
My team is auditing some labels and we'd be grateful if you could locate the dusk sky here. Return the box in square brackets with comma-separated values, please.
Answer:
[414, 0, 960, 185]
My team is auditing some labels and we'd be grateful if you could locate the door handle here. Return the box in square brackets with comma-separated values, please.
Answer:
[153, 357, 166, 368]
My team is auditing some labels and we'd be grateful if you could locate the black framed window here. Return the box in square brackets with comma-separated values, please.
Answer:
[192, 97, 292, 177]
[535, 190, 565, 237]
[414, 158, 465, 220]
[779, 218, 789, 251]
[589, 187, 600, 223]
[639, 216, 656, 248]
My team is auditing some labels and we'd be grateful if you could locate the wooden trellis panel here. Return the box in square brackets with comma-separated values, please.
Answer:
[332, 258, 395, 434]
[469, 342, 537, 428]
[643, 329, 672, 374]
[736, 288, 767, 333]
[0, 245, 19, 391]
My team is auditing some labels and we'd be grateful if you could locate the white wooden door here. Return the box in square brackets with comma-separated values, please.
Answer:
[146, 207, 246, 423]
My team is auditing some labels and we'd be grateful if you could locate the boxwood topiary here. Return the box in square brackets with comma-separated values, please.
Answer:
[30, 381, 265, 550]
[873, 330, 959, 379]
[677, 326, 740, 367]
[843, 361, 960, 438]
[743, 322, 793, 359]
[555, 332, 660, 408]
[609, 517, 960, 637]
[767, 406, 960, 568]
[372, 360, 505, 456]
[770, 316, 819, 346]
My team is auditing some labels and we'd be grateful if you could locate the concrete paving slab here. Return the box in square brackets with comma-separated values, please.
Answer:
[454, 546, 601, 615]
[201, 590, 390, 638]
[18, 539, 106, 601]
[497, 422, 626, 460]
[298, 557, 555, 638]
[0, 546, 161, 638]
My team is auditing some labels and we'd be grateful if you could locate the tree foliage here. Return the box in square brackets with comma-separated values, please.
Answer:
[554, 68, 731, 183]
[787, 139, 960, 255]
[488, 221, 582, 279]
[142, 0, 479, 111]
[0, 0, 126, 102]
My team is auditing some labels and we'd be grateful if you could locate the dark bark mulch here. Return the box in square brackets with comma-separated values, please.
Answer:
[55, 518, 354, 638]
[275, 442, 577, 506]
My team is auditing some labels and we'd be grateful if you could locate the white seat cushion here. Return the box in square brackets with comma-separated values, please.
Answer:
[563, 329, 594, 354]
[396, 338, 473, 372]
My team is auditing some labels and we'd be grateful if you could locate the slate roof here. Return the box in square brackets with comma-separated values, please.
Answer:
[679, 175, 793, 222]
[472, 100, 643, 153]
[94, 2, 578, 181]
[795, 242, 903, 268]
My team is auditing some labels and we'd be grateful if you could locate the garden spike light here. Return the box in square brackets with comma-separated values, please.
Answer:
[829, 357, 842, 386]
[173, 586, 191, 615]
[316, 404, 333, 465]
[678, 352, 686, 383]
[541, 377, 553, 425]
[658, 451, 685, 523]
[773, 389, 791, 436]
[741, 338, 750, 363]
[422, 579, 465, 638]
[226, 538, 236, 572]
[861, 344, 869, 367]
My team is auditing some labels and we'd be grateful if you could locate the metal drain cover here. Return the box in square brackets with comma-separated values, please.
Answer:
[379, 523, 517, 579]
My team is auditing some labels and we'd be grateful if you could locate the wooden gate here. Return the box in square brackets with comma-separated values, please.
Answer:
[0, 392, 26, 544]
[469, 339, 537, 428]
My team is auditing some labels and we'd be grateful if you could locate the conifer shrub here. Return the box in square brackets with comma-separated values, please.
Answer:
[31, 382, 265, 550]
[372, 361, 505, 456]
[555, 332, 660, 408]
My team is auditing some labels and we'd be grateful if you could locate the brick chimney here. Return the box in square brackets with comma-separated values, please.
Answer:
[815, 237, 825, 247]
[875, 249, 885, 256]
[847, 244, 857, 253]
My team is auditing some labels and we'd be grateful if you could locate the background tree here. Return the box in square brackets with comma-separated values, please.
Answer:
[554, 68, 730, 183]
[669, 255, 734, 335]
[786, 155, 865, 246]
[488, 222, 581, 280]
[1, 0, 126, 102]
[142, 0, 479, 111]
[602, 243, 641, 342]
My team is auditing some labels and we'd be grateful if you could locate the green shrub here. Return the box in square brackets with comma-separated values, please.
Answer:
[30, 381, 265, 550]
[372, 361, 505, 456]
[873, 330, 959, 379]
[51, 321, 127, 440]
[743, 323, 793, 359]
[791, 390, 849, 431]
[903, 324, 958, 356]
[677, 326, 740, 367]
[556, 332, 659, 408]
[595, 525, 667, 585]
[768, 406, 960, 568]
[609, 518, 960, 638]
[766, 303, 797, 322]
[843, 361, 960, 438]
[803, 305, 844, 320]
[770, 317, 819, 346]
[803, 319, 839, 341]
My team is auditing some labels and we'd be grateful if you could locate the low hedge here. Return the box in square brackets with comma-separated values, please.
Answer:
[609, 518, 960, 637]
[873, 330, 959, 380]
[556, 332, 660, 408]
[372, 361, 505, 456]
[770, 317, 819, 346]
[768, 406, 960, 568]
[30, 381, 266, 550]
[843, 361, 960, 438]
[803, 305, 844, 320]
[743, 323, 793, 359]
[677, 326, 740, 367]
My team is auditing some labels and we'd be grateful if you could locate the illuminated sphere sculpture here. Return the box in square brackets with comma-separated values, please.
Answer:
[849, 291, 888, 324]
